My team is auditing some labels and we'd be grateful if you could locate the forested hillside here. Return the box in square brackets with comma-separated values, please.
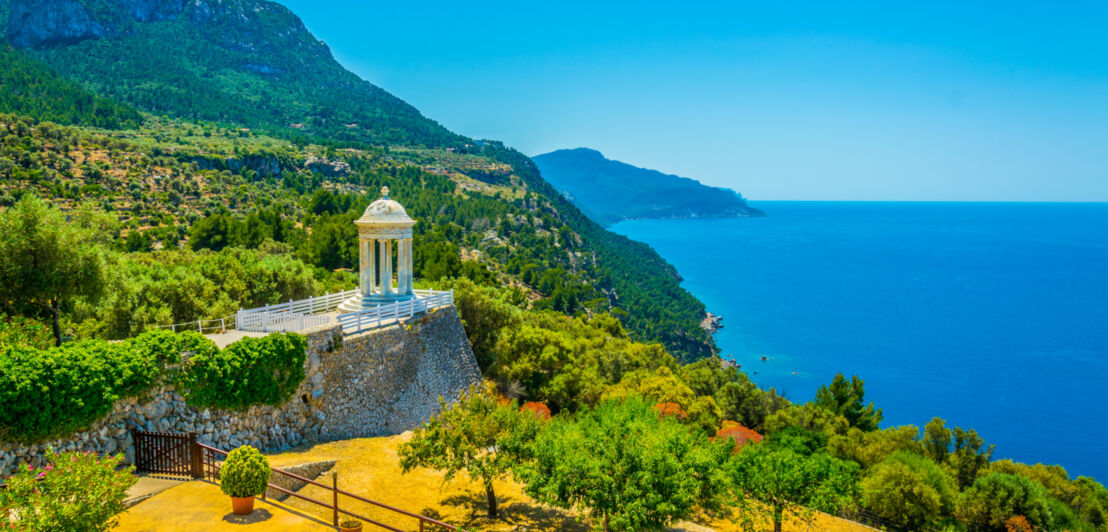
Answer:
[7, 0, 460, 147]
[0, 40, 141, 129]
[0, 0, 715, 359]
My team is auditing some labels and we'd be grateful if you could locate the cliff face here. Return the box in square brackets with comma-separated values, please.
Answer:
[7, 0, 108, 47]
[8, 0, 315, 54]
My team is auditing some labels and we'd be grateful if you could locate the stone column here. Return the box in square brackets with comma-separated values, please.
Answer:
[359, 238, 370, 295]
[383, 239, 394, 296]
[402, 238, 414, 295]
[378, 239, 388, 296]
[366, 238, 377, 296]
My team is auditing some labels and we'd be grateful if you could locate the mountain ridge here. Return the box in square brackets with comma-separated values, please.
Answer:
[4, 0, 462, 148]
[534, 147, 764, 226]
[0, 0, 718, 360]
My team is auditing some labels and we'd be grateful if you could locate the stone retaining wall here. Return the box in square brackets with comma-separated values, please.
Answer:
[265, 460, 337, 500]
[0, 306, 481, 475]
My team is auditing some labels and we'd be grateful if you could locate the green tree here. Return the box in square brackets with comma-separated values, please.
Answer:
[517, 397, 729, 531]
[813, 373, 883, 431]
[922, 417, 953, 463]
[727, 443, 859, 532]
[0, 195, 108, 345]
[445, 277, 522, 370]
[829, 425, 923, 469]
[956, 473, 1053, 531]
[861, 451, 958, 531]
[951, 427, 995, 489]
[398, 387, 539, 518]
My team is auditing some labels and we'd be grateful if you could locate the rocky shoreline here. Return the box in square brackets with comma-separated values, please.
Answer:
[700, 312, 723, 334]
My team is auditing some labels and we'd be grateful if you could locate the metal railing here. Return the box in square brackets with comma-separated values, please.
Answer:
[338, 290, 454, 336]
[156, 314, 236, 334]
[198, 443, 456, 531]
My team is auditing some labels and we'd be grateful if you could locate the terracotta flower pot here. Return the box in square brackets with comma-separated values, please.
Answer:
[231, 495, 255, 515]
[339, 522, 363, 532]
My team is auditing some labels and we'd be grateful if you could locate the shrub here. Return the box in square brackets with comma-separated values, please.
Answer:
[183, 333, 306, 410]
[715, 420, 763, 452]
[0, 330, 305, 441]
[0, 314, 53, 349]
[219, 445, 271, 498]
[519, 401, 551, 420]
[0, 449, 137, 531]
[861, 451, 957, 531]
[517, 397, 731, 531]
[956, 473, 1053, 531]
[0, 333, 164, 440]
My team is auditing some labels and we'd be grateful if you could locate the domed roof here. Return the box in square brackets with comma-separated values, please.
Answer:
[356, 187, 416, 226]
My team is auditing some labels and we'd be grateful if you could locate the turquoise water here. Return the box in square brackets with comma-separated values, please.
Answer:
[612, 202, 1108, 481]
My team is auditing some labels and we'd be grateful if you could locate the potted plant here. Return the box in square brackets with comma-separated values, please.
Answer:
[339, 519, 364, 532]
[219, 445, 271, 515]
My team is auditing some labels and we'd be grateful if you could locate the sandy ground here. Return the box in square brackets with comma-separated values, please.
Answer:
[118, 433, 876, 531]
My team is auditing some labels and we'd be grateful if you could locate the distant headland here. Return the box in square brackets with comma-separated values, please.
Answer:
[533, 148, 764, 226]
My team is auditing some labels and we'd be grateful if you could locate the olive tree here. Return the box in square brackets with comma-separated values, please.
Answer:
[727, 442, 859, 532]
[516, 397, 730, 531]
[0, 195, 108, 345]
[398, 386, 538, 518]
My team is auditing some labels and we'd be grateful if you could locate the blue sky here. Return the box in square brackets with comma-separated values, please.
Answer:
[279, 1, 1108, 201]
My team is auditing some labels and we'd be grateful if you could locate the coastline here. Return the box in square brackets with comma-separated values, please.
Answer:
[610, 202, 1108, 481]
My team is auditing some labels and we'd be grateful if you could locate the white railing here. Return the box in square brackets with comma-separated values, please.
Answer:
[159, 288, 454, 335]
[236, 289, 359, 332]
[338, 290, 454, 336]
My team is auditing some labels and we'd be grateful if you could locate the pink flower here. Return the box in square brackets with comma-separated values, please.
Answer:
[25, 464, 33, 472]
[36, 472, 45, 479]
[44, 464, 53, 472]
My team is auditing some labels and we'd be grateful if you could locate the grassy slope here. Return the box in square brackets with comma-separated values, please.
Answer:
[264, 434, 874, 532]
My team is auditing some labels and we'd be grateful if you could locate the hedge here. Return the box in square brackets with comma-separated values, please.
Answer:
[0, 330, 306, 442]
[182, 333, 307, 410]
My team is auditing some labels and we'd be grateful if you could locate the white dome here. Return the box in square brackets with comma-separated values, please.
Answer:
[357, 186, 415, 225]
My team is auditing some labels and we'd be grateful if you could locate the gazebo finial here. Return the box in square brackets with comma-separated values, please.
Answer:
[381, 186, 389, 199]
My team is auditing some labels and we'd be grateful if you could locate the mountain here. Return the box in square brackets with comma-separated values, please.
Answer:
[533, 148, 764, 226]
[3, 0, 461, 147]
[0, 0, 717, 360]
[0, 40, 142, 128]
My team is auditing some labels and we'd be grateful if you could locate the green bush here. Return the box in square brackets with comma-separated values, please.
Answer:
[0, 449, 137, 531]
[0, 335, 163, 440]
[219, 445, 271, 498]
[183, 333, 307, 410]
[0, 313, 53, 350]
[0, 330, 306, 441]
[861, 451, 958, 531]
[956, 472, 1054, 531]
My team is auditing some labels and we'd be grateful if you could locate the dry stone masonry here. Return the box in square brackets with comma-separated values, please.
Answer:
[0, 306, 481, 475]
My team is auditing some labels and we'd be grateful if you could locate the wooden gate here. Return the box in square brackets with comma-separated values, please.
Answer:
[131, 430, 202, 478]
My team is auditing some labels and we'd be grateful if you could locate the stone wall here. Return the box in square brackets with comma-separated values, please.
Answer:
[0, 306, 481, 475]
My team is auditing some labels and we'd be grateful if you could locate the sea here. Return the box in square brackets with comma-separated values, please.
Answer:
[611, 201, 1108, 481]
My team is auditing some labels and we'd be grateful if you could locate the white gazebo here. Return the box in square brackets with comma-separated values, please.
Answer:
[338, 186, 417, 312]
